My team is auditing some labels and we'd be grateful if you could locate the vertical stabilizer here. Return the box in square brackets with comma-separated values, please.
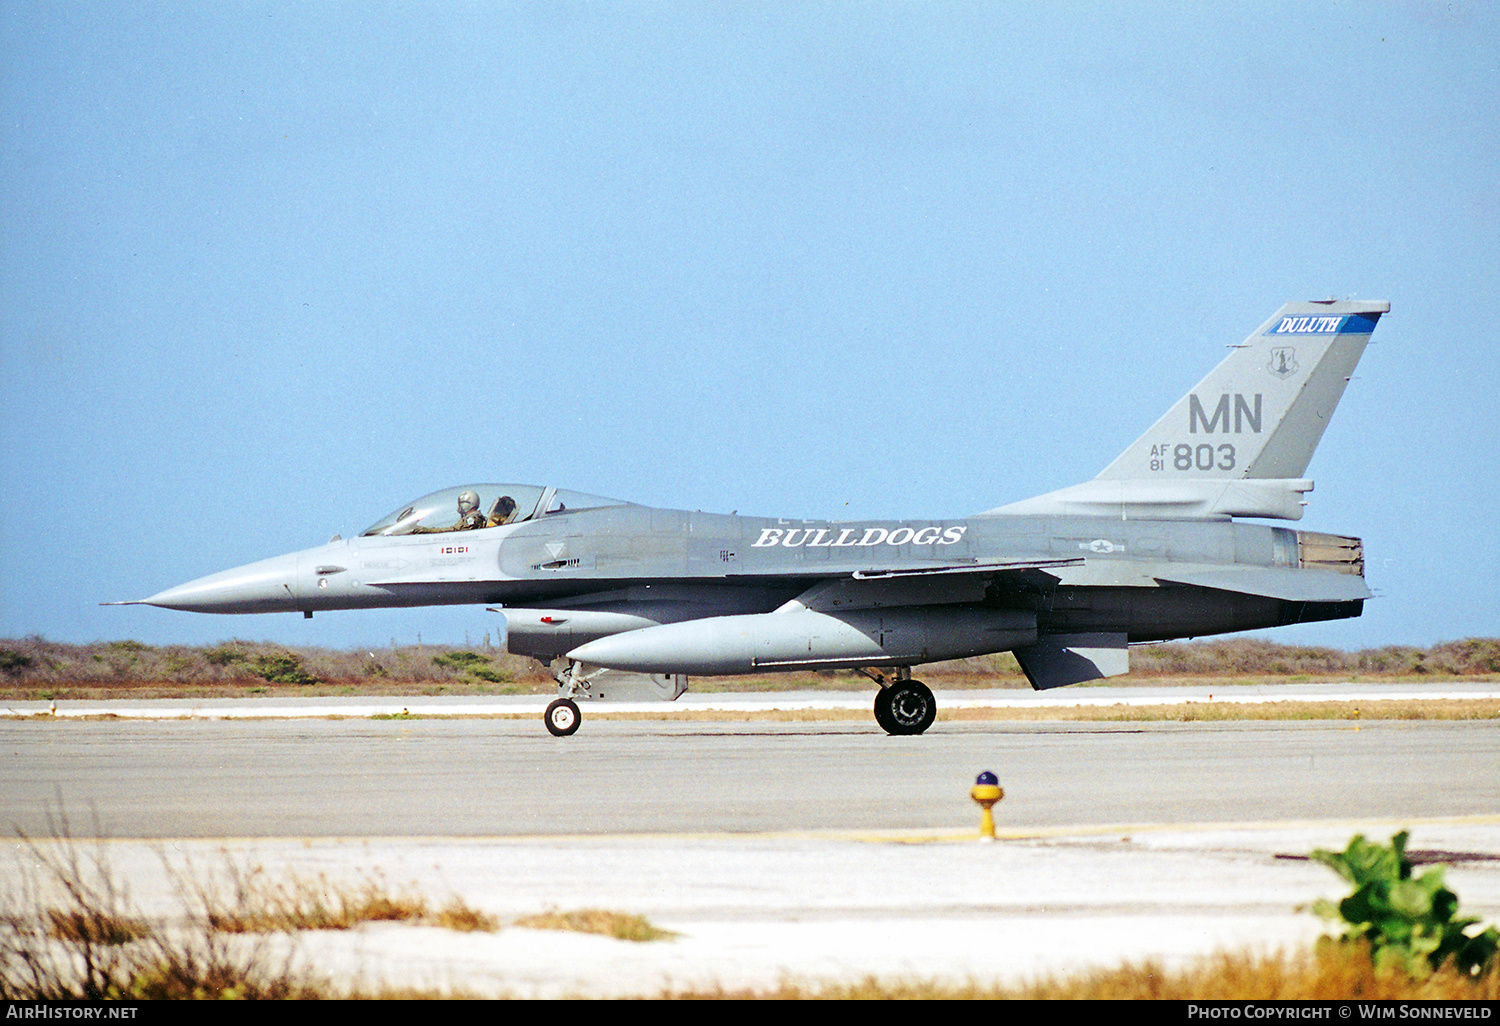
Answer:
[1096, 300, 1386, 481]
[991, 300, 1386, 520]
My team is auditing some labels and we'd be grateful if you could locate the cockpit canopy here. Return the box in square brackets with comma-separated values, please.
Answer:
[360, 484, 630, 537]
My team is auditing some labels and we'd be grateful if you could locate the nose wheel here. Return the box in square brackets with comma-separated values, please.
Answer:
[544, 697, 581, 737]
[873, 679, 936, 735]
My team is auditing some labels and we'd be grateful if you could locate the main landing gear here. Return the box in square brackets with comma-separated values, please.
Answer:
[858, 668, 936, 736]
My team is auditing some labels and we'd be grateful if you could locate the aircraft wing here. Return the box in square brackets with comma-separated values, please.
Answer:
[768, 558, 1082, 613]
[846, 558, 1083, 580]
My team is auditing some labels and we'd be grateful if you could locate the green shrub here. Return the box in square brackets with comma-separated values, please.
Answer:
[247, 654, 318, 686]
[202, 645, 246, 667]
[1311, 831, 1499, 978]
[0, 649, 33, 677]
[433, 651, 490, 670]
[431, 651, 513, 683]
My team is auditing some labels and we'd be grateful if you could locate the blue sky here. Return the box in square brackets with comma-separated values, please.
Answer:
[3, 2, 1496, 652]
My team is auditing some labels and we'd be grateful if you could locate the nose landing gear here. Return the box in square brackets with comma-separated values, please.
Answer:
[544, 697, 581, 737]
[542, 658, 595, 736]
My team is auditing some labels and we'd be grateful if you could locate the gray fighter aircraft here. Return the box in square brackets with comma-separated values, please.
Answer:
[119, 300, 1386, 736]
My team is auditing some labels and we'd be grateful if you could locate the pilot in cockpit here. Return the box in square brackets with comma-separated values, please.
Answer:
[414, 490, 489, 533]
[487, 495, 518, 527]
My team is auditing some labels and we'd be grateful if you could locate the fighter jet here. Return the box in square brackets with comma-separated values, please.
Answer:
[119, 300, 1385, 736]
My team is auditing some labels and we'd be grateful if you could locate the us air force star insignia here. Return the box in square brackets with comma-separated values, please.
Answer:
[1085, 539, 1117, 553]
[1268, 346, 1298, 379]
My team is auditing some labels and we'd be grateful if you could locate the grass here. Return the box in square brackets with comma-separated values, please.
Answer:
[664, 945, 1500, 999]
[432, 899, 501, 933]
[44, 906, 150, 946]
[183, 858, 500, 935]
[6, 826, 1496, 999]
[0, 823, 501, 999]
[2, 829, 325, 999]
[199, 868, 431, 933]
[514, 908, 679, 942]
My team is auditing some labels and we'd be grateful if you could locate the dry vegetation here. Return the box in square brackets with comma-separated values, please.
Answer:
[0, 828, 682, 999]
[2, 832, 325, 999]
[665, 945, 1500, 1000]
[1, 636, 1497, 703]
[0, 636, 556, 700]
[4, 823, 1496, 1000]
[514, 907, 679, 942]
[192, 863, 458, 934]
[6, 833, 1496, 1000]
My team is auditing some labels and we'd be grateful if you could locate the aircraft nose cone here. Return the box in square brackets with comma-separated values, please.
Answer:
[141, 553, 303, 614]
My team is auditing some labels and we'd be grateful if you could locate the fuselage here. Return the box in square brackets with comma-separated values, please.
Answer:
[142, 499, 1364, 669]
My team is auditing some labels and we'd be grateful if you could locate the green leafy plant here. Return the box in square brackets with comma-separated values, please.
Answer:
[202, 645, 246, 666]
[433, 650, 490, 670]
[432, 650, 513, 684]
[0, 649, 33, 677]
[1310, 831, 1499, 978]
[247, 653, 319, 686]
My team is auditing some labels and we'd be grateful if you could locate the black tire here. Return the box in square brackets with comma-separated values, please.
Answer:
[880, 680, 935, 735]
[544, 698, 581, 737]
[873, 689, 897, 733]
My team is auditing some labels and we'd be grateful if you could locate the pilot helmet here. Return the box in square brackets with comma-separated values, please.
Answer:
[457, 490, 480, 515]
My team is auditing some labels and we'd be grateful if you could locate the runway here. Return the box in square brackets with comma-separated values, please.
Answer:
[3, 717, 1499, 838]
[3, 688, 1498, 996]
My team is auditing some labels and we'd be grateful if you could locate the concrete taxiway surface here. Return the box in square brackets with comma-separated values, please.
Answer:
[3, 690, 1498, 838]
[4, 686, 1497, 996]
[7, 680, 1497, 721]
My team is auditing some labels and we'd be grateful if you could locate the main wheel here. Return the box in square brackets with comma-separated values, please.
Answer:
[544, 698, 581, 737]
[875, 680, 935, 736]
[872, 689, 897, 733]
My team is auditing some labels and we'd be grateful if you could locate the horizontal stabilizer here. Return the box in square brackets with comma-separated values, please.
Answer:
[1153, 566, 1371, 602]
[1013, 632, 1130, 690]
[994, 478, 1313, 521]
